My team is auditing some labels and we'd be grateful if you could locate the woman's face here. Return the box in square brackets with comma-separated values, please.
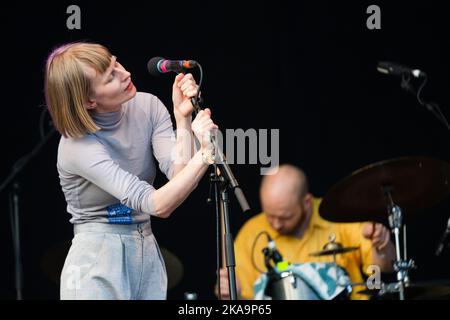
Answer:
[84, 56, 136, 113]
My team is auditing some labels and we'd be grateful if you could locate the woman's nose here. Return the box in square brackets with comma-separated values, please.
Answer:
[123, 70, 131, 80]
[118, 68, 130, 81]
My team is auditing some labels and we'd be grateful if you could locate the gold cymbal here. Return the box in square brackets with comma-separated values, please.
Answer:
[309, 234, 359, 257]
[309, 246, 359, 257]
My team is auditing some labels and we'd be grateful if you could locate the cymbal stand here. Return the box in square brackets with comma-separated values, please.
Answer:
[383, 186, 415, 300]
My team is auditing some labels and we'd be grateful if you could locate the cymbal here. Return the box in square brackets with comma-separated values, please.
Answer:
[41, 241, 184, 290]
[309, 235, 359, 257]
[160, 247, 184, 290]
[40, 241, 70, 285]
[358, 280, 450, 300]
[319, 156, 450, 223]
[310, 246, 359, 257]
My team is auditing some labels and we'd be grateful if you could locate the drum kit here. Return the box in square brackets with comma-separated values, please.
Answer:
[263, 156, 450, 300]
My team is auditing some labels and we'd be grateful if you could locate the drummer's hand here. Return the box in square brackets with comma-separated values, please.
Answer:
[214, 268, 241, 300]
[362, 222, 391, 251]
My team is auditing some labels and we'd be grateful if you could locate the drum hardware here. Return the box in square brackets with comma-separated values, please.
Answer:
[319, 156, 450, 300]
[265, 270, 320, 300]
[309, 234, 359, 265]
[262, 263, 351, 300]
[260, 236, 351, 300]
[384, 188, 415, 300]
[358, 280, 450, 300]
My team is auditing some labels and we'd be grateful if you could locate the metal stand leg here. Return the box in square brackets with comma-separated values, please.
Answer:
[384, 189, 415, 300]
[9, 183, 23, 300]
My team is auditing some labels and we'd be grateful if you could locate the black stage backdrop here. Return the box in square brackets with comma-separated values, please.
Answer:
[0, 1, 449, 300]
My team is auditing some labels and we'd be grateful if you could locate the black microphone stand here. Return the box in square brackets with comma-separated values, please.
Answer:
[187, 63, 251, 300]
[400, 73, 450, 132]
[435, 217, 450, 256]
[213, 145, 251, 300]
[0, 122, 56, 300]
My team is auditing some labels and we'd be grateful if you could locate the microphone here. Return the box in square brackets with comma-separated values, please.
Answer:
[147, 57, 198, 76]
[266, 234, 284, 264]
[377, 61, 427, 78]
[435, 217, 450, 256]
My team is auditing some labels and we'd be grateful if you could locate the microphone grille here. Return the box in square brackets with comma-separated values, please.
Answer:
[147, 56, 164, 76]
[377, 61, 392, 74]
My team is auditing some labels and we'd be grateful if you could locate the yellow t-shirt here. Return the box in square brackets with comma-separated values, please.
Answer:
[234, 198, 374, 300]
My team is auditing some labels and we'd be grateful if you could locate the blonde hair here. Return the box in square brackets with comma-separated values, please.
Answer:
[44, 42, 113, 138]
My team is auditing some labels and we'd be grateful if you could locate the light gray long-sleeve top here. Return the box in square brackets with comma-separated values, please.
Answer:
[57, 92, 176, 224]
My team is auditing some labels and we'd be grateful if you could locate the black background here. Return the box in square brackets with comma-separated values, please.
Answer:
[0, 1, 449, 300]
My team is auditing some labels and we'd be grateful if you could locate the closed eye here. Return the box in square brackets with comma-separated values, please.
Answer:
[107, 72, 115, 83]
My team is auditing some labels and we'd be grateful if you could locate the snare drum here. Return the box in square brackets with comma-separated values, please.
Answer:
[255, 262, 351, 300]
[266, 271, 322, 300]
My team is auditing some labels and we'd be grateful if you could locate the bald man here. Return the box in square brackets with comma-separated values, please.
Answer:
[216, 164, 395, 300]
